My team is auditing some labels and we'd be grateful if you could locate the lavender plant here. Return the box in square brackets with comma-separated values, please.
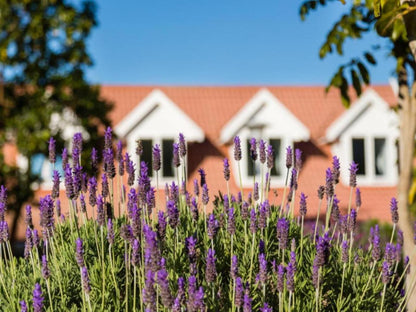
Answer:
[0, 131, 414, 311]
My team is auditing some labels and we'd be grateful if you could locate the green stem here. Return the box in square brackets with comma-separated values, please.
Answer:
[379, 283, 387, 312]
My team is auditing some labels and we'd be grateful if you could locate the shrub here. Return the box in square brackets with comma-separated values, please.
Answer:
[0, 130, 414, 311]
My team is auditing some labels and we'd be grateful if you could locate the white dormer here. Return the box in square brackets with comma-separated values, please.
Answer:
[326, 89, 399, 186]
[220, 88, 310, 187]
[114, 89, 205, 184]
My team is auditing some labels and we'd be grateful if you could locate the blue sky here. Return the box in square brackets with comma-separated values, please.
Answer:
[86, 0, 395, 85]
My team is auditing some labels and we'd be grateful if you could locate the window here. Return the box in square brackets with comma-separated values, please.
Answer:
[246, 138, 282, 177]
[140, 138, 182, 179]
[30, 154, 65, 183]
[352, 138, 366, 175]
[374, 138, 386, 176]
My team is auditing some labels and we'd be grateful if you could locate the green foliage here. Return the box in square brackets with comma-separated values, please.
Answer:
[0, 0, 112, 238]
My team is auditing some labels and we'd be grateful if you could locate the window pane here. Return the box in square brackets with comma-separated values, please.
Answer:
[162, 139, 174, 177]
[352, 138, 366, 175]
[31, 154, 45, 177]
[246, 139, 256, 176]
[141, 139, 153, 177]
[374, 138, 386, 176]
[269, 139, 281, 176]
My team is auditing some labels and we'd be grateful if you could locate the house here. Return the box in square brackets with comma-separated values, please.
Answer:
[10, 84, 399, 241]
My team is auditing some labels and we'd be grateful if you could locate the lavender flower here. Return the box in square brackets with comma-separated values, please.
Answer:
[356, 187, 361, 208]
[249, 137, 257, 161]
[348, 209, 357, 233]
[258, 253, 267, 286]
[266, 144, 274, 169]
[331, 195, 340, 223]
[24, 228, 33, 259]
[260, 303, 272, 312]
[152, 144, 161, 172]
[235, 277, 244, 308]
[258, 202, 268, 230]
[286, 146, 293, 169]
[103, 147, 116, 179]
[75, 238, 85, 267]
[277, 218, 289, 250]
[259, 139, 266, 164]
[390, 197, 399, 224]
[295, 148, 302, 171]
[136, 139, 143, 156]
[241, 201, 249, 220]
[223, 158, 230, 181]
[179, 133, 187, 157]
[243, 290, 252, 312]
[186, 236, 197, 265]
[20, 300, 28, 312]
[331, 156, 340, 184]
[253, 182, 259, 201]
[384, 243, 396, 266]
[132, 239, 141, 266]
[177, 277, 186, 305]
[198, 168, 206, 187]
[32, 230, 40, 247]
[39, 195, 55, 238]
[317, 185, 325, 200]
[81, 266, 91, 294]
[201, 184, 209, 205]
[41, 254, 50, 279]
[382, 261, 391, 284]
[341, 240, 349, 263]
[325, 167, 334, 199]
[299, 192, 307, 216]
[62, 148, 68, 170]
[207, 213, 219, 240]
[372, 229, 381, 261]
[349, 162, 358, 188]
[120, 224, 134, 244]
[193, 179, 199, 197]
[101, 173, 109, 198]
[55, 200, 61, 219]
[107, 218, 115, 245]
[234, 136, 242, 161]
[25, 205, 33, 228]
[0, 221, 8, 243]
[231, 255, 238, 280]
[397, 229, 404, 246]
[167, 200, 179, 229]
[250, 208, 257, 234]
[286, 261, 295, 292]
[190, 197, 199, 221]
[32, 283, 44, 312]
[206, 248, 217, 283]
[48, 137, 56, 164]
[158, 268, 173, 308]
[88, 176, 97, 207]
[64, 164, 74, 199]
[157, 211, 167, 241]
[125, 153, 135, 186]
[169, 143, 179, 168]
[315, 232, 331, 267]
[312, 263, 319, 288]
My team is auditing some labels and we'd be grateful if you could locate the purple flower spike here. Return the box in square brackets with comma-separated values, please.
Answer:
[277, 218, 289, 250]
[91, 147, 98, 173]
[249, 137, 257, 161]
[191, 197, 199, 221]
[125, 153, 135, 186]
[348, 209, 357, 233]
[341, 240, 349, 263]
[107, 219, 115, 245]
[258, 202, 268, 230]
[277, 264, 285, 292]
[39, 195, 55, 238]
[243, 290, 252, 312]
[355, 187, 361, 208]
[390, 197, 399, 224]
[193, 179, 199, 197]
[132, 239, 141, 266]
[253, 182, 259, 201]
[41, 254, 50, 280]
[48, 137, 56, 164]
[266, 144, 274, 169]
[315, 232, 332, 267]
[331, 156, 340, 184]
[397, 229, 404, 246]
[228, 207, 236, 236]
[299, 192, 307, 217]
[349, 162, 359, 188]
[32, 283, 44, 312]
[167, 200, 179, 229]
[158, 268, 173, 308]
[382, 261, 391, 284]
[202, 184, 209, 205]
[62, 148, 68, 170]
[372, 229, 381, 261]
[207, 213, 219, 240]
[286, 146, 293, 169]
[317, 185, 325, 200]
[179, 133, 187, 158]
[258, 253, 267, 286]
[81, 266, 91, 294]
[234, 136, 242, 161]
[206, 248, 217, 283]
[286, 261, 295, 292]
[143, 270, 156, 311]
[172, 143, 180, 168]
[259, 140, 266, 164]
[25, 205, 33, 228]
[325, 168, 334, 199]
[75, 238, 85, 267]
[223, 158, 230, 181]
[64, 164, 74, 199]
[260, 303, 273, 312]
[0, 221, 8, 243]
[20, 300, 28, 312]
[250, 208, 257, 234]
[312, 263, 319, 288]
[157, 211, 167, 241]
[88, 176, 97, 207]
[104, 127, 112, 150]
[235, 277, 244, 308]
[24, 228, 33, 259]
[96, 195, 105, 227]
[295, 149, 302, 171]
[198, 168, 206, 187]
[103, 147, 116, 179]
[152, 144, 161, 172]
